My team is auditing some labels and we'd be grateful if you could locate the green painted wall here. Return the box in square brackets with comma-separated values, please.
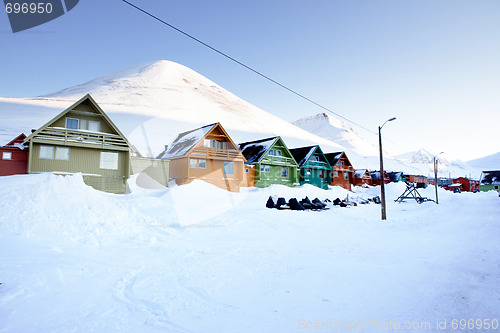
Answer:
[479, 184, 500, 192]
[298, 152, 332, 189]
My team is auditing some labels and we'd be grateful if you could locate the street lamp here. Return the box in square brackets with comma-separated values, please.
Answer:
[379, 117, 396, 220]
[433, 152, 444, 204]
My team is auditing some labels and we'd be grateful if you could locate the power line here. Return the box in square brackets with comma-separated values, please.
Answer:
[121, 0, 382, 137]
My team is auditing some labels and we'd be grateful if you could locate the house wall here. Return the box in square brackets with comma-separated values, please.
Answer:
[169, 155, 245, 192]
[130, 157, 169, 187]
[241, 165, 255, 187]
[51, 112, 114, 133]
[29, 143, 129, 193]
[0, 147, 28, 176]
[299, 160, 332, 190]
[330, 170, 353, 190]
[254, 163, 298, 188]
[354, 176, 372, 186]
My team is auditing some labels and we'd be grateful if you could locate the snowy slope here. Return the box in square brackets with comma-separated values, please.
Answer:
[0, 174, 499, 332]
[0, 60, 345, 158]
[467, 151, 500, 171]
[396, 149, 482, 179]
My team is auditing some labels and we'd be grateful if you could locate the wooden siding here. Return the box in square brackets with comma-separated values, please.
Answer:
[0, 147, 28, 176]
[130, 157, 169, 187]
[30, 143, 129, 193]
[242, 165, 255, 187]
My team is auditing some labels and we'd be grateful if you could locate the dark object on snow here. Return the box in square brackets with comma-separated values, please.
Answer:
[395, 181, 434, 204]
[453, 188, 461, 193]
[288, 198, 306, 210]
[416, 182, 427, 189]
[333, 198, 342, 205]
[324, 198, 332, 203]
[372, 196, 381, 204]
[266, 196, 276, 208]
[339, 202, 347, 207]
[299, 196, 316, 210]
[312, 198, 327, 208]
[276, 197, 289, 209]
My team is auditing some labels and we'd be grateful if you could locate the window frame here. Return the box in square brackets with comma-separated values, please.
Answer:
[65, 117, 79, 130]
[223, 161, 234, 175]
[100, 151, 119, 170]
[2, 152, 12, 160]
[55, 147, 70, 161]
[281, 166, 288, 177]
[39, 145, 54, 159]
[190, 158, 199, 168]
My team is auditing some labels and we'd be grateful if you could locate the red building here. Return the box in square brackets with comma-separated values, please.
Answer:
[0, 134, 29, 176]
[354, 169, 372, 186]
[325, 151, 355, 190]
[451, 177, 479, 192]
[370, 170, 391, 186]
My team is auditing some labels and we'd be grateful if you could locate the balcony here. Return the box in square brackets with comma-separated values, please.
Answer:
[261, 155, 296, 165]
[31, 127, 129, 150]
[190, 147, 242, 160]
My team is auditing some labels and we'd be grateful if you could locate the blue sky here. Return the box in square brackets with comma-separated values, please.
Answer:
[1, 0, 499, 161]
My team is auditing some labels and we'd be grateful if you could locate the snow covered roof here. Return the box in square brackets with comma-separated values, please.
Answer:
[479, 170, 500, 185]
[157, 123, 217, 159]
[354, 169, 370, 178]
[289, 145, 320, 167]
[238, 136, 279, 163]
[324, 151, 343, 165]
[388, 171, 404, 181]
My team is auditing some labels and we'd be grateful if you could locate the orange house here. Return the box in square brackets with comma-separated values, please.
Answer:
[157, 123, 246, 192]
[325, 151, 354, 190]
[354, 169, 372, 186]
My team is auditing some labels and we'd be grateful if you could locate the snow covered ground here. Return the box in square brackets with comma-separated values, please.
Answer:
[1, 174, 499, 332]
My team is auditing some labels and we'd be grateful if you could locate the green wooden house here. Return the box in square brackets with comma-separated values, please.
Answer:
[238, 136, 299, 188]
[24, 94, 132, 194]
[289, 145, 332, 189]
[479, 170, 500, 193]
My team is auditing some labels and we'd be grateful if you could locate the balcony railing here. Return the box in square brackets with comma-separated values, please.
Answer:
[262, 155, 296, 165]
[32, 127, 129, 150]
[191, 147, 242, 159]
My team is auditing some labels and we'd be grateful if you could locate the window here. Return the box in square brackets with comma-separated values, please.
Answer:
[281, 167, 288, 177]
[319, 170, 325, 178]
[198, 159, 206, 169]
[80, 119, 87, 130]
[66, 118, 79, 130]
[306, 169, 311, 175]
[344, 172, 349, 180]
[223, 162, 234, 175]
[55, 147, 70, 160]
[269, 150, 274, 156]
[190, 158, 198, 168]
[246, 168, 249, 173]
[216, 141, 226, 150]
[39, 146, 54, 159]
[204, 139, 211, 148]
[100, 151, 119, 170]
[495, 185, 499, 190]
[276, 150, 282, 156]
[260, 165, 270, 173]
[311, 156, 319, 162]
[339, 161, 344, 166]
[333, 171, 338, 177]
[88, 121, 100, 132]
[2, 152, 12, 160]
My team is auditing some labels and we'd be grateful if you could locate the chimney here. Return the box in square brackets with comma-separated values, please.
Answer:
[164, 145, 168, 151]
[31, 129, 36, 133]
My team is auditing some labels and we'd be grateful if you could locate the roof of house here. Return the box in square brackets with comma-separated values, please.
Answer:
[157, 123, 217, 159]
[370, 170, 389, 180]
[324, 152, 343, 166]
[238, 136, 279, 164]
[2, 134, 28, 150]
[388, 171, 404, 181]
[480, 170, 500, 185]
[289, 146, 318, 167]
[354, 169, 370, 178]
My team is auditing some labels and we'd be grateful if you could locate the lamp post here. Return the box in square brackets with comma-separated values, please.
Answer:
[433, 152, 444, 204]
[379, 117, 396, 220]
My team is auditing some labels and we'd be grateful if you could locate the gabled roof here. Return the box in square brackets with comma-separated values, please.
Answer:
[479, 170, 500, 185]
[5, 133, 27, 146]
[324, 151, 352, 167]
[370, 170, 389, 180]
[24, 94, 131, 147]
[157, 122, 243, 160]
[158, 123, 216, 159]
[354, 169, 371, 178]
[238, 136, 295, 164]
[289, 145, 329, 168]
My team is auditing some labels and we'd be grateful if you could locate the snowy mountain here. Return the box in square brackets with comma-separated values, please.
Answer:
[0, 59, 464, 176]
[396, 149, 481, 179]
[467, 152, 500, 171]
[0, 60, 345, 157]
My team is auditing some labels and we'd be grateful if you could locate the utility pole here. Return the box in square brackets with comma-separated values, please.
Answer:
[433, 152, 443, 204]
[379, 117, 396, 220]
